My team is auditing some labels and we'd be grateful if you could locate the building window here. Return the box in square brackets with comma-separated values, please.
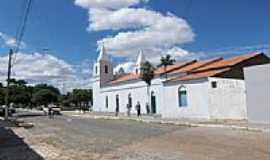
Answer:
[105, 96, 108, 108]
[178, 86, 187, 107]
[105, 65, 108, 73]
[211, 81, 217, 88]
[95, 66, 98, 74]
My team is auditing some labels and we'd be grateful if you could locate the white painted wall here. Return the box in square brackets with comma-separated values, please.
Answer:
[93, 78, 164, 115]
[163, 79, 210, 119]
[208, 77, 247, 120]
[93, 75, 248, 120]
[244, 64, 270, 123]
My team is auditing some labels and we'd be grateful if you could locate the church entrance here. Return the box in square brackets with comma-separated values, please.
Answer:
[151, 91, 157, 114]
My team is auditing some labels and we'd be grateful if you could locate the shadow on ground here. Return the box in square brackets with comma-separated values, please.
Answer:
[0, 120, 44, 160]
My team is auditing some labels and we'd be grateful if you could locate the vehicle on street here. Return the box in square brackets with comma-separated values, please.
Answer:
[43, 105, 61, 115]
[0, 105, 16, 116]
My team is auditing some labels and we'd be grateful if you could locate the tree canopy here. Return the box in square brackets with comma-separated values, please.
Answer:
[140, 61, 155, 86]
[0, 87, 5, 105]
[32, 89, 59, 107]
[0, 79, 92, 110]
[158, 54, 175, 78]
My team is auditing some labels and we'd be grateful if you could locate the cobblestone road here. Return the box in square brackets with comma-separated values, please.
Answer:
[4, 115, 270, 160]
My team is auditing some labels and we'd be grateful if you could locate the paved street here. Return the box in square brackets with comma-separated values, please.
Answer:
[3, 115, 270, 160]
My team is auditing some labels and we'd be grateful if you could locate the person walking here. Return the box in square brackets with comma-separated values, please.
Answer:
[136, 101, 141, 117]
[126, 103, 131, 117]
[146, 102, 150, 115]
[48, 106, 53, 119]
[115, 105, 119, 116]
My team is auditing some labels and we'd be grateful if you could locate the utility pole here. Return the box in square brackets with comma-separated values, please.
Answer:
[5, 49, 13, 120]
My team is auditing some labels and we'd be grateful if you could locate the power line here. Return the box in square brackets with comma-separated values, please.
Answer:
[12, 0, 34, 67]
[5, 0, 34, 120]
[14, 0, 33, 53]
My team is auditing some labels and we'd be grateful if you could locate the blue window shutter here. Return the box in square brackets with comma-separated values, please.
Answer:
[178, 87, 187, 107]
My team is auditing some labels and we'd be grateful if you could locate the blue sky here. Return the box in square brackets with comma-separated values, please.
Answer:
[1, 0, 270, 62]
[0, 0, 270, 90]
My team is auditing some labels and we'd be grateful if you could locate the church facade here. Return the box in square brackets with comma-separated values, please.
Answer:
[92, 46, 270, 120]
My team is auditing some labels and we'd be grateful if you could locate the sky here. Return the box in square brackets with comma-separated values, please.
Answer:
[0, 0, 270, 92]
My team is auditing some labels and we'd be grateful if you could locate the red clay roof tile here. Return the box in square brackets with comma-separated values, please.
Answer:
[193, 53, 258, 72]
[109, 52, 261, 84]
[168, 68, 231, 82]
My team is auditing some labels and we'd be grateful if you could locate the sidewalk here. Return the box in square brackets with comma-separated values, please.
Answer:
[63, 111, 270, 133]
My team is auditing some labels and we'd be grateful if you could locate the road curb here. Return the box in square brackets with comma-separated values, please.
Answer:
[69, 114, 270, 133]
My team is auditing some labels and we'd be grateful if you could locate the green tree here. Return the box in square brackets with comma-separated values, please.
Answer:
[9, 86, 31, 106]
[59, 92, 73, 109]
[0, 87, 5, 105]
[8, 79, 31, 107]
[33, 84, 60, 95]
[157, 54, 175, 79]
[72, 89, 92, 111]
[32, 89, 58, 107]
[140, 61, 155, 106]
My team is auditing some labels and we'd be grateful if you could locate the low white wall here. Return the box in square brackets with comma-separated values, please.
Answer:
[244, 64, 270, 123]
[208, 77, 247, 120]
[162, 79, 210, 119]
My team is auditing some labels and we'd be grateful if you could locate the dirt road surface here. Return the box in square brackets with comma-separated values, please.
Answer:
[1, 115, 270, 160]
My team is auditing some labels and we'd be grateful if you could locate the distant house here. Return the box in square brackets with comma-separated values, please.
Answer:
[92, 45, 270, 120]
[244, 63, 270, 123]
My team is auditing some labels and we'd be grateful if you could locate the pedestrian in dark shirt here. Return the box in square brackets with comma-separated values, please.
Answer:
[146, 102, 150, 115]
[48, 106, 52, 119]
[115, 105, 119, 116]
[136, 101, 141, 117]
[126, 103, 131, 117]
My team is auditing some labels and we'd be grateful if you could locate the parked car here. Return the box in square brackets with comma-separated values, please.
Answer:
[0, 105, 16, 116]
[43, 105, 61, 115]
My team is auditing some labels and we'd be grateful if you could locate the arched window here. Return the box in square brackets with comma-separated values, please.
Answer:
[178, 86, 187, 107]
[105, 65, 108, 73]
[105, 96, 108, 108]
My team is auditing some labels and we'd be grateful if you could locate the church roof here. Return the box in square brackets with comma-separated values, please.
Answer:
[110, 73, 140, 84]
[168, 68, 231, 82]
[108, 52, 269, 85]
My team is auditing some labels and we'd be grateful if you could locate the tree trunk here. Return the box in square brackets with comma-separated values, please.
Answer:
[164, 66, 168, 79]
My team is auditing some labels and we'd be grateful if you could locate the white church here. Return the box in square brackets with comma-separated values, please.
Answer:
[92, 45, 270, 120]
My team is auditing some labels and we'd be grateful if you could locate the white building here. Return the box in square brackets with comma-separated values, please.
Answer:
[92, 46, 270, 120]
[244, 64, 270, 123]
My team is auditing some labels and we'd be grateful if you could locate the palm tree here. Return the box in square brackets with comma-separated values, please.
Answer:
[140, 61, 155, 107]
[158, 54, 175, 79]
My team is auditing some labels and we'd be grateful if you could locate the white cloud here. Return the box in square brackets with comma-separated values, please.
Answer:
[114, 61, 135, 73]
[0, 32, 27, 49]
[75, 0, 196, 62]
[75, 0, 148, 10]
[114, 46, 199, 73]
[0, 52, 92, 93]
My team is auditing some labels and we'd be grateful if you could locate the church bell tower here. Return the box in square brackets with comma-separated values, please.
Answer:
[134, 50, 146, 74]
[93, 45, 113, 86]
